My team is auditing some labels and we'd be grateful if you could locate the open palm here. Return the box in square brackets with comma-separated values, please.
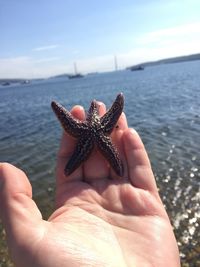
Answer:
[0, 103, 180, 267]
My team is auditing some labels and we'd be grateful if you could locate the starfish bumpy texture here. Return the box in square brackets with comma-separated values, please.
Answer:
[51, 93, 124, 177]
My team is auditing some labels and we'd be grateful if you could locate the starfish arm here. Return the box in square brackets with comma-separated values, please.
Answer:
[65, 136, 94, 176]
[100, 93, 124, 134]
[87, 100, 98, 119]
[51, 101, 87, 137]
[86, 100, 101, 125]
[96, 134, 123, 177]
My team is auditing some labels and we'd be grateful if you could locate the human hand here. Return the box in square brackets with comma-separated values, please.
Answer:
[0, 102, 180, 267]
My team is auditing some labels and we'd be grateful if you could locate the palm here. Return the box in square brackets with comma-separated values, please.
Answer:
[0, 103, 180, 267]
[34, 177, 176, 267]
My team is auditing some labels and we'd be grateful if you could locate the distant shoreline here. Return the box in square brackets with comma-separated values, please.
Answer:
[127, 52, 200, 70]
[1, 52, 200, 85]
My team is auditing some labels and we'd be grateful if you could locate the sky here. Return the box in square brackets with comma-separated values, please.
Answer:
[0, 0, 200, 78]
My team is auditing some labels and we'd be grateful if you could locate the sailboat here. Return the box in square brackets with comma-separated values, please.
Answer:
[68, 62, 84, 79]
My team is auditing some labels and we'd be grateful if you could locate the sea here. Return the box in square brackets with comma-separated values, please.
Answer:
[0, 60, 200, 266]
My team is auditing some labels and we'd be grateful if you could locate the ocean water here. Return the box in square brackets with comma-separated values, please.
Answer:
[0, 60, 200, 265]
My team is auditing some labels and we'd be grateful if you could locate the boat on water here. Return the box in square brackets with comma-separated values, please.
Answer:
[68, 62, 84, 79]
[130, 65, 144, 71]
[68, 73, 84, 79]
[2, 82, 10, 86]
[21, 80, 30, 85]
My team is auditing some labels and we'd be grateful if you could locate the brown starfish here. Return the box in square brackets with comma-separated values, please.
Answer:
[51, 93, 124, 177]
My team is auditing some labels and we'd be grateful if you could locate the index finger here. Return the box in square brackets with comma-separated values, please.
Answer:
[123, 128, 158, 193]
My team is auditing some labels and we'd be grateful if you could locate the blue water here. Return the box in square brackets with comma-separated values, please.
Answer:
[0, 60, 200, 262]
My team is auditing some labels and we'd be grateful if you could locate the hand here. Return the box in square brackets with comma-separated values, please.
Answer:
[0, 102, 180, 267]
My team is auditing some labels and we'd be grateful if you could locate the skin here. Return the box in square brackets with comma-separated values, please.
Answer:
[0, 102, 181, 267]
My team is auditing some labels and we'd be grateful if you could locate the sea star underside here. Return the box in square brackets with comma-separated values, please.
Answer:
[51, 93, 124, 177]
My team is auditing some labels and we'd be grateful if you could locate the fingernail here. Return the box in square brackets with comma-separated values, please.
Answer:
[71, 105, 84, 112]
[96, 101, 104, 107]
[129, 128, 137, 135]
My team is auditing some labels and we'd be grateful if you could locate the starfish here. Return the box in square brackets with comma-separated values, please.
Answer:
[51, 93, 124, 177]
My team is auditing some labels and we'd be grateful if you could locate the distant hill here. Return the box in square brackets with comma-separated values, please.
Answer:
[127, 53, 200, 70]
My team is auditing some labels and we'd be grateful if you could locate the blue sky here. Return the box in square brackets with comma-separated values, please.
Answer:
[0, 0, 200, 78]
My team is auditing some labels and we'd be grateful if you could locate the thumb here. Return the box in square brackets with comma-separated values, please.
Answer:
[0, 163, 43, 244]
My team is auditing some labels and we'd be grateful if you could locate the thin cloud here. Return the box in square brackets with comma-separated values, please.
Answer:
[137, 22, 200, 45]
[34, 57, 60, 63]
[0, 56, 33, 78]
[0, 56, 64, 78]
[33, 44, 59, 52]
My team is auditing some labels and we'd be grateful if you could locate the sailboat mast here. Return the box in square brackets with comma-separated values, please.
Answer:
[114, 56, 118, 71]
[74, 62, 78, 75]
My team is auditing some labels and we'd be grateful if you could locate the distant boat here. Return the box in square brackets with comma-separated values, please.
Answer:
[68, 62, 84, 79]
[21, 80, 30, 85]
[130, 65, 144, 71]
[2, 82, 10, 86]
[68, 73, 84, 79]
